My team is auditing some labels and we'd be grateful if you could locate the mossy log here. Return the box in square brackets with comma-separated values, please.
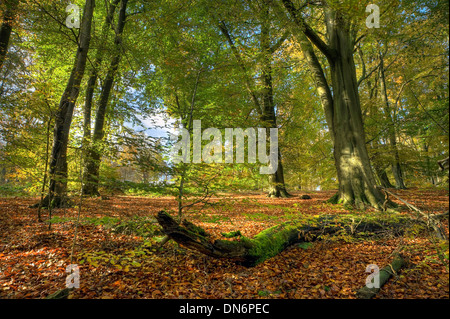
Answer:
[156, 211, 410, 267]
[356, 253, 406, 299]
[45, 288, 72, 299]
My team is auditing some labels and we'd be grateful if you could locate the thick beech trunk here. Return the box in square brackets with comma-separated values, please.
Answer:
[156, 211, 409, 267]
[280, 0, 388, 209]
[326, 10, 386, 209]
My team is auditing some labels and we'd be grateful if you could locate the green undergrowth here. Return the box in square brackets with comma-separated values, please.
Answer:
[77, 239, 160, 271]
[49, 215, 162, 238]
[74, 207, 424, 270]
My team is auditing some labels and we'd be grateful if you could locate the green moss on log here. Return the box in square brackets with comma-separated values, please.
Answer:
[156, 210, 417, 267]
[221, 230, 242, 238]
[245, 223, 301, 265]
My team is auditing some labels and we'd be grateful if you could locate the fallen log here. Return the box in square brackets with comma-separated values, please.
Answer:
[356, 253, 406, 299]
[156, 211, 411, 267]
[46, 288, 72, 299]
[381, 188, 448, 240]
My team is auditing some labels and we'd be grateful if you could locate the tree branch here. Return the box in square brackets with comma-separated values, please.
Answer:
[269, 30, 290, 54]
[217, 20, 262, 114]
[280, 0, 336, 62]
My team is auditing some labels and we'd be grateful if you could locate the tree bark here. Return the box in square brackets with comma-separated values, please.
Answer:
[39, 0, 95, 208]
[218, 16, 291, 198]
[82, 0, 120, 194]
[280, 0, 388, 209]
[0, 0, 18, 73]
[82, 0, 128, 196]
[379, 52, 406, 189]
[375, 166, 395, 189]
[326, 9, 386, 209]
[156, 211, 409, 267]
[260, 14, 291, 198]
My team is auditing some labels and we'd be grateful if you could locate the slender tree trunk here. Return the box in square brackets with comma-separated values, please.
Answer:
[82, 0, 119, 140]
[0, 0, 18, 73]
[379, 53, 406, 189]
[40, 0, 95, 207]
[82, 0, 128, 196]
[37, 116, 52, 220]
[218, 17, 290, 198]
[260, 16, 290, 198]
[376, 167, 395, 188]
[82, 0, 120, 195]
[0, 164, 5, 184]
[422, 141, 435, 185]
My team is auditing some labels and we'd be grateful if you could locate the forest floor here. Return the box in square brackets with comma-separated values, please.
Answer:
[0, 189, 448, 299]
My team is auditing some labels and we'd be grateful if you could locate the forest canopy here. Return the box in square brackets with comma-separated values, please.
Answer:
[0, 0, 447, 202]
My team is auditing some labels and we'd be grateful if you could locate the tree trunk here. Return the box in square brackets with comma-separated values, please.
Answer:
[156, 211, 409, 267]
[326, 9, 386, 209]
[39, 0, 95, 208]
[0, 0, 18, 73]
[379, 53, 406, 189]
[267, 149, 290, 197]
[218, 16, 290, 198]
[422, 141, 436, 185]
[375, 166, 395, 188]
[280, 0, 387, 209]
[82, 0, 127, 196]
[82, 0, 120, 195]
[0, 166, 6, 184]
[260, 10, 291, 198]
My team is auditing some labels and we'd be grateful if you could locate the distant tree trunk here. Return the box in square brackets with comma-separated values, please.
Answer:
[82, 0, 120, 145]
[281, 1, 387, 209]
[82, 0, 128, 196]
[82, 0, 120, 195]
[379, 53, 406, 189]
[422, 141, 435, 185]
[260, 16, 290, 198]
[39, 0, 95, 208]
[0, 0, 18, 73]
[377, 168, 395, 188]
[267, 150, 290, 197]
[0, 166, 6, 184]
[218, 16, 291, 198]
[372, 141, 395, 188]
